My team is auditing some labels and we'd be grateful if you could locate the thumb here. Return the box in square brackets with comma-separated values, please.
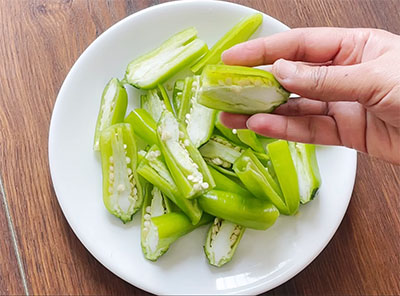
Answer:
[272, 59, 374, 103]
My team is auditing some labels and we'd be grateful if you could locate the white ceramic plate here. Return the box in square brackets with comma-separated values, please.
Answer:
[48, 1, 357, 295]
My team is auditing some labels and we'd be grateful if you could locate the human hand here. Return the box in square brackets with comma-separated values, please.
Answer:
[220, 28, 400, 164]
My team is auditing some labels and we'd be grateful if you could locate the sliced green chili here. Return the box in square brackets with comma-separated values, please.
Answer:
[141, 88, 170, 123]
[99, 123, 143, 223]
[157, 110, 215, 199]
[141, 183, 173, 261]
[233, 149, 290, 215]
[157, 84, 174, 114]
[288, 142, 321, 204]
[172, 79, 185, 115]
[124, 108, 158, 146]
[199, 189, 279, 230]
[94, 78, 127, 151]
[267, 140, 300, 215]
[125, 27, 208, 89]
[146, 212, 213, 260]
[175, 76, 217, 147]
[137, 145, 202, 224]
[198, 65, 290, 114]
[204, 218, 245, 267]
[236, 129, 264, 152]
[191, 13, 263, 74]
[214, 112, 243, 146]
[208, 165, 249, 197]
[199, 135, 244, 176]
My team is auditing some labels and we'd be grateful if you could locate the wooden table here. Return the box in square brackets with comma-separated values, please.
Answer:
[1, 0, 399, 295]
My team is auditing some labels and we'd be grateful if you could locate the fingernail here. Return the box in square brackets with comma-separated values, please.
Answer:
[221, 45, 237, 62]
[273, 59, 297, 80]
[245, 118, 251, 129]
[246, 116, 255, 130]
[221, 50, 228, 62]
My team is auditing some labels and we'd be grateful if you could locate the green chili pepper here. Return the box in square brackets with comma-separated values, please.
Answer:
[199, 189, 279, 230]
[157, 84, 174, 114]
[208, 165, 249, 197]
[141, 88, 171, 123]
[236, 129, 264, 152]
[124, 109, 158, 146]
[253, 151, 270, 166]
[144, 211, 213, 261]
[93, 78, 127, 151]
[125, 27, 208, 89]
[141, 183, 173, 261]
[200, 135, 270, 177]
[199, 135, 244, 176]
[191, 13, 263, 74]
[177, 76, 193, 121]
[137, 145, 203, 224]
[233, 149, 289, 215]
[157, 110, 215, 199]
[204, 217, 245, 267]
[176, 76, 217, 147]
[258, 136, 278, 151]
[172, 79, 185, 114]
[215, 112, 272, 156]
[208, 163, 238, 178]
[267, 140, 300, 215]
[214, 112, 243, 146]
[207, 162, 254, 273]
[288, 142, 321, 204]
[198, 65, 290, 114]
[99, 123, 143, 223]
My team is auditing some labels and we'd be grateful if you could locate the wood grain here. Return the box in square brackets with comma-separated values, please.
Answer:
[0, 0, 399, 295]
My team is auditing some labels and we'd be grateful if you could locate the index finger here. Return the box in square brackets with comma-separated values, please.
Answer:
[221, 27, 367, 66]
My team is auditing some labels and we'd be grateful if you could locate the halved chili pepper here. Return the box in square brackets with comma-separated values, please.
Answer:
[99, 123, 143, 223]
[172, 79, 185, 115]
[141, 87, 173, 123]
[201, 134, 271, 176]
[191, 13, 263, 74]
[208, 165, 249, 197]
[93, 78, 127, 151]
[267, 140, 300, 215]
[198, 65, 290, 114]
[157, 110, 215, 199]
[200, 135, 271, 177]
[215, 112, 273, 156]
[124, 108, 158, 146]
[199, 135, 243, 177]
[146, 211, 213, 260]
[141, 182, 173, 261]
[204, 217, 245, 267]
[198, 189, 279, 230]
[137, 145, 203, 224]
[233, 149, 289, 215]
[214, 112, 243, 146]
[204, 168, 249, 267]
[177, 76, 193, 121]
[175, 76, 217, 147]
[125, 27, 208, 89]
[157, 84, 174, 114]
[236, 129, 264, 153]
[288, 142, 321, 204]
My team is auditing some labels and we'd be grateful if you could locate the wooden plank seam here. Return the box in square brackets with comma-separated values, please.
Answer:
[0, 175, 29, 296]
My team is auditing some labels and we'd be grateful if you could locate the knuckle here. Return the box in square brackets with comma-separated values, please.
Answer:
[285, 99, 301, 115]
[311, 66, 329, 92]
[291, 99, 301, 114]
[307, 118, 317, 143]
[293, 30, 307, 61]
